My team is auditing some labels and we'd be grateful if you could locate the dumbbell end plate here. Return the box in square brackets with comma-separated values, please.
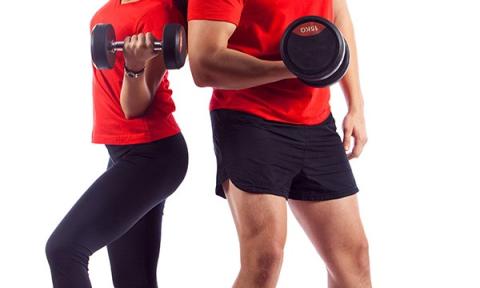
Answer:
[300, 41, 350, 87]
[91, 24, 116, 70]
[280, 16, 345, 81]
[163, 24, 187, 70]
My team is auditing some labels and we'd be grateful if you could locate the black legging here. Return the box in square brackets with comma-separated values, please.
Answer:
[46, 133, 188, 288]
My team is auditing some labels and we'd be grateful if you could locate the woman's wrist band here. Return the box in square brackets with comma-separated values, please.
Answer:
[124, 65, 145, 78]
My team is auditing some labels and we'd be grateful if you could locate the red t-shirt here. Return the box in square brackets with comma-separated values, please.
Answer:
[189, 0, 334, 125]
[90, 0, 184, 144]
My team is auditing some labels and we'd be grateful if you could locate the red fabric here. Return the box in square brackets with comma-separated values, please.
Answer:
[189, 0, 334, 125]
[90, 0, 184, 144]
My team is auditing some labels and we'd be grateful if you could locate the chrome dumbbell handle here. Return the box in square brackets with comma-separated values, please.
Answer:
[110, 41, 163, 52]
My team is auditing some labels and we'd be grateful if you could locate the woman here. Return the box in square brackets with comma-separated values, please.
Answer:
[46, 0, 188, 287]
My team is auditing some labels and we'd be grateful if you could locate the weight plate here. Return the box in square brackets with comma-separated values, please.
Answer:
[163, 23, 187, 69]
[301, 40, 350, 87]
[91, 24, 116, 70]
[280, 16, 345, 81]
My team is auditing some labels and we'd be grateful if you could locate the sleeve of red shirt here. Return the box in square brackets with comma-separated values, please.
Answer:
[188, 0, 245, 26]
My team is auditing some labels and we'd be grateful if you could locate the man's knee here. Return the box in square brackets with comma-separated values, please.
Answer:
[240, 232, 285, 284]
[241, 242, 284, 287]
[253, 244, 284, 271]
[352, 238, 370, 275]
[329, 237, 371, 283]
[240, 222, 286, 270]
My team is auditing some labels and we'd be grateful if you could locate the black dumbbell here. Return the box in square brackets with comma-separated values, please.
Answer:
[91, 23, 187, 70]
[280, 16, 350, 87]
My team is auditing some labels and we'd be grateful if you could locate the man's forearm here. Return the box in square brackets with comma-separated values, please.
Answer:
[191, 47, 292, 90]
[335, 7, 364, 112]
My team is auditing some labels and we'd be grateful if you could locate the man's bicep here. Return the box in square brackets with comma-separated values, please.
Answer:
[188, 20, 237, 58]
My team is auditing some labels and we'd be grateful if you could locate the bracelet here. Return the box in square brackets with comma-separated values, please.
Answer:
[124, 65, 145, 78]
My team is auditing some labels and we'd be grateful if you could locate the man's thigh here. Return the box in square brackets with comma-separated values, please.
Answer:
[289, 195, 369, 266]
[223, 180, 287, 247]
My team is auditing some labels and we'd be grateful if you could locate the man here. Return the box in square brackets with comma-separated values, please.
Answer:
[188, 0, 371, 287]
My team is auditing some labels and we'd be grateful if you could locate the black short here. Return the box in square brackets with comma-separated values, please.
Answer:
[211, 109, 359, 201]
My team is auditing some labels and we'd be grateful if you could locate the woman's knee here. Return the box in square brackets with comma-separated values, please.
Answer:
[45, 232, 62, 263]
[45, 231, 91, 268]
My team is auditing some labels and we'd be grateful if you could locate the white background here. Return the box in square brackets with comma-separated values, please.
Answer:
[1, 0, 479, 287]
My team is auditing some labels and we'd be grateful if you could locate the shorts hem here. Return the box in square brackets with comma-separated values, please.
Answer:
[215, 177, 289, 200]
[288, 187, 359, 201]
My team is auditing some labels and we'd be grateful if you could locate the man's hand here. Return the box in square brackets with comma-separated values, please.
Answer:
[343, 110, 368, 159]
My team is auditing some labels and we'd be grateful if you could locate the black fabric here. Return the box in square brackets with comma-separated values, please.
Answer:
[46, 133, 188, 288]
[211, 110, 358, 201]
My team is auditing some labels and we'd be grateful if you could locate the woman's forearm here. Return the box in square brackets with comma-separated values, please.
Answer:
[120, 74, 153, 119]
[120, 33, 166, 119]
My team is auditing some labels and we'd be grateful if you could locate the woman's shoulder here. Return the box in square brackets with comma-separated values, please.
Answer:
[137, 0, 184, 23]
[90, 1, 115, 27]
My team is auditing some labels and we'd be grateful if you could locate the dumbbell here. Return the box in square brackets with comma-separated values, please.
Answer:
[91, 23, 187, 70]
[280, 16, 350, 87]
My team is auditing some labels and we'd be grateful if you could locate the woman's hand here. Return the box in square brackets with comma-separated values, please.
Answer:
[123, 32, 159, 71]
